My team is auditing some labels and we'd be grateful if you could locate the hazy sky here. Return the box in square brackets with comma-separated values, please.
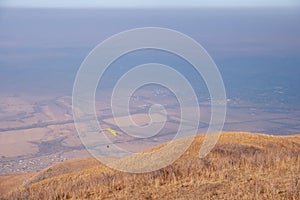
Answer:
[0, 7, 299, 114]
[1, 0, 299, 8]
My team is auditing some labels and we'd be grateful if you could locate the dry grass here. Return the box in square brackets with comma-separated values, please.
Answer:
[1, 132, 300, 199]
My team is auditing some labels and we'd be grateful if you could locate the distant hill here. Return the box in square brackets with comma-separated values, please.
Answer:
[1, 132, 300, 199]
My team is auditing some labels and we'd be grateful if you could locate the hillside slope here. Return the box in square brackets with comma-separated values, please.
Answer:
[1, 132, 300, 199]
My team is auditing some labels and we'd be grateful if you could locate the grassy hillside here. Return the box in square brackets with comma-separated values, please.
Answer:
[1, 132, 300, 199]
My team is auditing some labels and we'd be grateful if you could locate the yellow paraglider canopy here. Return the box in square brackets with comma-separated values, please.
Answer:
[99, 128, 118, 137]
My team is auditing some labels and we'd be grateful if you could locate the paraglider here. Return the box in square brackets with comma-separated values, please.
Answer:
[99, 127, 118, 137]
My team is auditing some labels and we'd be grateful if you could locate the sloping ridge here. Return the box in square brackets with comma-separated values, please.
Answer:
[1, 132, 300, 199]
[23, 158, 101, 186]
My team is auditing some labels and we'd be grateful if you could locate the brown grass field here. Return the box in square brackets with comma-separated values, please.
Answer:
[0, 132, 299, 199]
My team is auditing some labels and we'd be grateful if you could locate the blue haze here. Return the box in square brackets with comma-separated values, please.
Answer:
[0, 8, 300, 133]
